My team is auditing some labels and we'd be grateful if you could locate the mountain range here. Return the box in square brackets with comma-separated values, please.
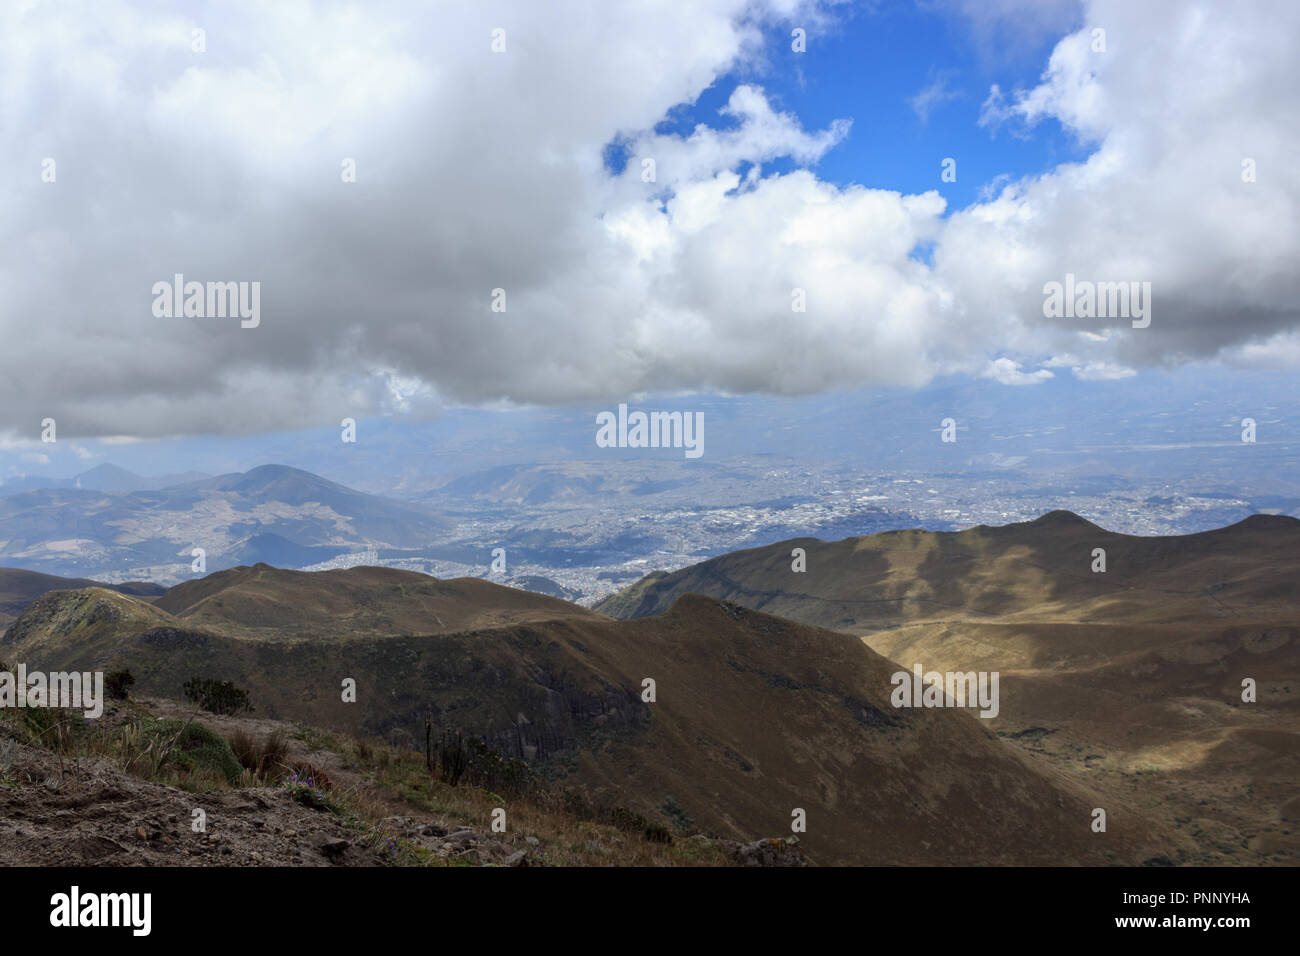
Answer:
[1, 563, 1172, 866]
[597, 511, 1300, 864]
[0, 464, 447, 584]
[6, 508, 1297, 864]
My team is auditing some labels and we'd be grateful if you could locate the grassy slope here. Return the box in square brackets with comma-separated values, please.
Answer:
[2, 571, 1178, 865]
[154, 563, 597, 641]
[0, 568, 165, 627]
[593, 512, 1300, 864]
[0, 695, 741, 867]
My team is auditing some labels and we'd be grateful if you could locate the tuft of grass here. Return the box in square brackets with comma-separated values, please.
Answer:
[15, 707, 84, 755]
[291, 725, 340, 752]
[227, 728, 290, 781]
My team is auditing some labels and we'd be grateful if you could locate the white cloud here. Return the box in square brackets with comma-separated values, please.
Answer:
[1071, 361, 1136, 381]
[1220, 330, 1300, 370]
[937, 0, 1300, 375]
[982, 357, 1053, 385]
[0, 0, 1296, 440]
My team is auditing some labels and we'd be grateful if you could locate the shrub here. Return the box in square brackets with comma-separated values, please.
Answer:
[143, 719, 243, 786]
[182, 677, 252, 716]
[550, 790, 675, 845]
[661, 796, 694, 831]
[462, 738, 533, 796]
[104, 669, 135, 701]
[438, 730, 468, 787]
[433, 730, 535, 796]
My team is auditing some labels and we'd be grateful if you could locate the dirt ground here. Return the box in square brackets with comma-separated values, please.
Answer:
[0, 699, 529, 867]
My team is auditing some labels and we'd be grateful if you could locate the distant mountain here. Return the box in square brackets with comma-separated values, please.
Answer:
[220, 532, 348, 569]
[596, 511, 1300, 865]
[72, 463, 212, 493]
[0, 568, 1174, 865]
[0, 567, 165, 626]
[0, 464, 448, 583]
[1, 464, 212, 496]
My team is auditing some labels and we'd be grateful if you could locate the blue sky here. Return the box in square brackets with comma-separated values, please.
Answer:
[631, 2, 1090, 210]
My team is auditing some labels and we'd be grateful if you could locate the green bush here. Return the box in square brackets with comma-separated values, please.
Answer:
[438, 730, 468, 786]
[105, 669, 135, 701]
[145, 718, 243, 785]
[434, 730, 535, 797]
[182, 677, 252, 716]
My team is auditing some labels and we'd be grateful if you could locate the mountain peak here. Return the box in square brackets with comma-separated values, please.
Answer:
[77, 463, 140, 479]
[1024, 510, 1102, 530]
[1224, 512, 1300, 532]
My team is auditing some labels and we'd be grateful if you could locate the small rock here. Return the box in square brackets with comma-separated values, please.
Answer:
[524, 836, 539, 847]
[729, 837, 806, 868]
[446, 829, 476, 844]
[503, 850, 528, 867]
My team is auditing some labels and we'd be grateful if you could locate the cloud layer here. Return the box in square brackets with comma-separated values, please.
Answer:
[2, 0, 1297, 439]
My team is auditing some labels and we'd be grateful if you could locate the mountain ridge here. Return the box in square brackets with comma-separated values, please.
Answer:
[0, 565, 1178, 866]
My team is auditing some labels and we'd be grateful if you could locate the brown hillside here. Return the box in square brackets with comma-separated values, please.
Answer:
[594, 512, 1300, 864]
[1, 567, 1178, 866]
[153, 563, 597, 641]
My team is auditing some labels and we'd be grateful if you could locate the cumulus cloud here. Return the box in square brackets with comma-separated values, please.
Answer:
[982, 357, 1053, 385]
[1, 0, 1296, 440]
[933, 0, 1300, 377]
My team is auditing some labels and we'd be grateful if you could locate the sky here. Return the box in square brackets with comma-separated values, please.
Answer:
[2, 0, 1297, 479]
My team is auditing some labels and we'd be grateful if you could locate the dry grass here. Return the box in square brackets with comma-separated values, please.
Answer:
[0, 697, 734, 866]
[227, 727, 290, 781]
